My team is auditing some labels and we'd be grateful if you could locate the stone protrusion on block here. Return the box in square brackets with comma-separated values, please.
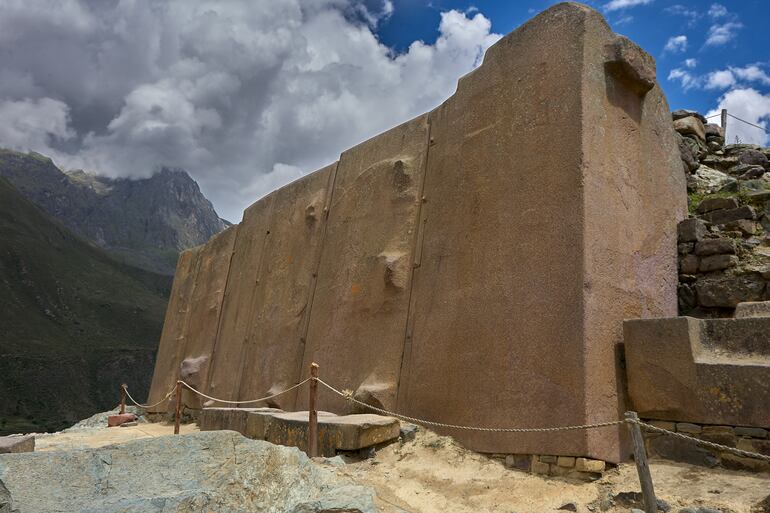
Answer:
[624, 316, 770, 428]
[0, 435, 34, 454]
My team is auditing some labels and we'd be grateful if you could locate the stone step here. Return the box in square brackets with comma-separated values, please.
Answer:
[198, 408, 400, 456]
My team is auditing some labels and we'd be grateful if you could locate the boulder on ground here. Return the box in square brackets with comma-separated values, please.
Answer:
[672, 109, 707, 124]
[0, 431, 382, 513]
[739, 149, 769, 170]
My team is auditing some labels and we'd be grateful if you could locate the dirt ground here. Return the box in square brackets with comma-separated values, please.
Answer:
[33, 422, 769, 513]
[337, 429, 770, 513]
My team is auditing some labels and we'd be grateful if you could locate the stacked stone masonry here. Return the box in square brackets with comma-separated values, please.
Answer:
[674, 110, 770, 316]
[148, 2, 686, 464]
[642, 420, 770, 473]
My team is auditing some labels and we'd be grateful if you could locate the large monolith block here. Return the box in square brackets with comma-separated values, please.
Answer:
[148, 2, 686, 463]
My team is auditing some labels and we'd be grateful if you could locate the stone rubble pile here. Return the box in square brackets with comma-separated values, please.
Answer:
[674, 110, 770, 316]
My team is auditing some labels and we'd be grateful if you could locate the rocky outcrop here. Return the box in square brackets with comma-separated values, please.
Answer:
[0, 431, 384, 513]
[674, 112, 770, 316]
[0, 150, 226, 274]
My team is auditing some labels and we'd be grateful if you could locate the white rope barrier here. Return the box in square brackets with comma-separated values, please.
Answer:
[178, 378, 310, 405]
[123, 377, 770, 463]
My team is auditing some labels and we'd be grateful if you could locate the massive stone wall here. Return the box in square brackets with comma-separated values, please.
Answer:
[147, 2, 686, 463]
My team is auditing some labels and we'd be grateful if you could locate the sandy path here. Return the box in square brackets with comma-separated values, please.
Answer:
[34, 422, 199, 452]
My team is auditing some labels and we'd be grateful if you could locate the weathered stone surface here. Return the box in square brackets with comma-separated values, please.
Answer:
[698, 254, 737, 272]
[735, 301, 770, 318]
[691, 166, 736, 194]
[0, 435, 33, 454]
[696, 197, 739, 214]
[674, 117, 706, 142]
[625, 316, 770, 427]
[0, 431, 381, 513]
[700, 205, 756, 225]
[149, 3, 686, 463]
[696, 274, 766, 307]
[678, 218, 707, 242]
[735, 426, 768, 438]
[694, 238, 735, 256]
[145, 247, 201, 411]
[574, 457, 605, 472]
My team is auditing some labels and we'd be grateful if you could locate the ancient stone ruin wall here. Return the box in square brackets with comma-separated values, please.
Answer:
[147, 3, 686, 463]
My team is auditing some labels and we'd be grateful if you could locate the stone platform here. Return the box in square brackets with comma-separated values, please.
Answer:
[198, 407, 400, 457]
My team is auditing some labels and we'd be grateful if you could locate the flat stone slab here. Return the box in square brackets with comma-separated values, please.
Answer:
[735, 301, 770, 318]
[0, 435, 34, 454]
[198, 408, 400, 456]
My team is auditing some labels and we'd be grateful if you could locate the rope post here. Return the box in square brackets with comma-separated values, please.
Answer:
[308, 362, 319, 458]
[120, 383, 127, 415]
[721, 108, 727, 131]
[174, 380, 182, 435]
[625, 411, 657, 513]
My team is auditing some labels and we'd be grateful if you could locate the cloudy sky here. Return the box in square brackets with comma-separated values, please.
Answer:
[0, 0, 768, 221]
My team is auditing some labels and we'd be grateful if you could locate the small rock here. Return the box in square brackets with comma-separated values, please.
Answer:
[700, 205, 755, 225]
[739, 166, 766, 180]
[696, 197, 739, 214]
[557, 503, 578, 512]
[694, 238, 735, 256]
[574, 457, 605, 473]
[107, 413, 137, 427]
[739, 149, 769, 169]
[680, 254, 699, 274]
[704, 123, 724, 138]
[399, 423, 419, 443]
[672, 109, 707, 123]
[698, 254, 737, 272]
[734, 426, 768, 438]
[678, 218, 707, 242]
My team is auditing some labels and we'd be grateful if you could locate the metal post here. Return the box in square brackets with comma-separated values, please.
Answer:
[174, 381, 182, 435]
[120, 383, 126, 415]
[721, 108, 727, 132]
[308, 362, 319, 457]
[625, 411, 657, 513]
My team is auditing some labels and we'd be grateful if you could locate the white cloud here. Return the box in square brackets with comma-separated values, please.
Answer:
[706, 88, 770, 146]
[0, 1, 501, 222]
[0, 98, 74, 155]
[731, 65, 770, 85]
[603, 0, 653, 12]
[705, 21, 743, 46]
[663, 35, 687, 53]
[668, 68, 699, 91]
[664, 5, 699, 26]
[707, 3, 728, 19]
[705, 70, 735, 90]
[684, 58, 697, 69]
[703, 65, 770, 90]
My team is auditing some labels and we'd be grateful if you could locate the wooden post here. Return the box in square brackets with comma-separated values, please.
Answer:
[308, 362, 319, 458]
[721, 108, 728, 132]
[174, 381, 182, 435]
[120, 383, 127, 415]
[625, 411, 657, 513]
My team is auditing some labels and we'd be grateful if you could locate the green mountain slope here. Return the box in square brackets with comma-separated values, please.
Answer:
[0, 176, 172, 434]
